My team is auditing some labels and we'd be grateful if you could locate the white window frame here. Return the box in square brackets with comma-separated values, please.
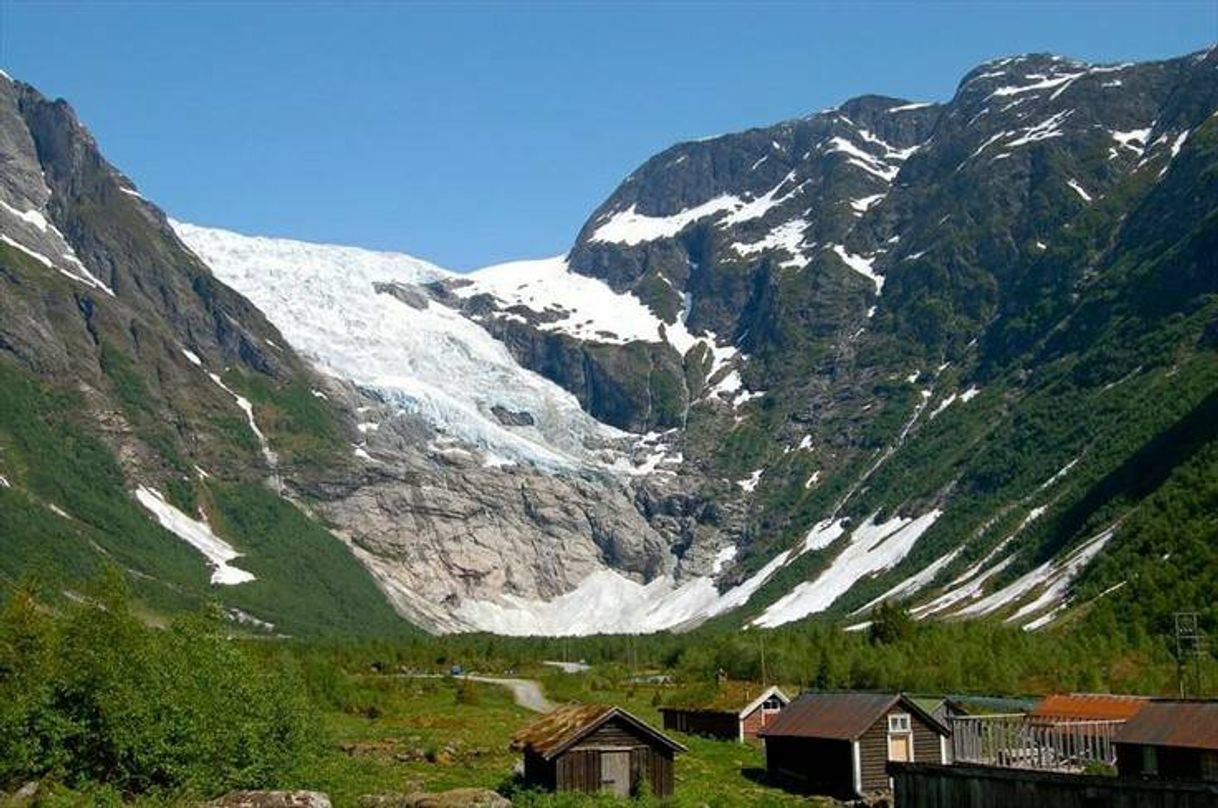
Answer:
[887, 712, 914, 768]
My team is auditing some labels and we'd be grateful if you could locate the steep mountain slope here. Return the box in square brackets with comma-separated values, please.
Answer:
[3, 48, 1216, 638]
[351, 47, 1216, 635]
[0, 73, 408, 636]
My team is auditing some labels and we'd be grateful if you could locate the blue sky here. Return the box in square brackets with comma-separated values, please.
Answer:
[1, 2, 1214, 270]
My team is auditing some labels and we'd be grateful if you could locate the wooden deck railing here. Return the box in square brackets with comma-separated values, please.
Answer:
[950, 714, 1123, 772]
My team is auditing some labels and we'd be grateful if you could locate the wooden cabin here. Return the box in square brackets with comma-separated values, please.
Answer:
[909, 695, 967, 728]
[1115, 700, 1218, 782]
[511, 704, 686, 797]
[759, 692, 951, 798]
[660, 683, 789, 742]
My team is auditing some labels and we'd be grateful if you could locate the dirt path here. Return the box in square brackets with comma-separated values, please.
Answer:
[462, 675, 555, 713]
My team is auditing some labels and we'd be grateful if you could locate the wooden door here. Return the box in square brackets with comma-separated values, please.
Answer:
[600, 750, 632, 796]
[888, 732, 912, 762]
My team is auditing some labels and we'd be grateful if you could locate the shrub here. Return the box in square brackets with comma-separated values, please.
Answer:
[0, 572, 322, 798]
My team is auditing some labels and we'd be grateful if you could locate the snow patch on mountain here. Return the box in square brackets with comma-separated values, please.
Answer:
[730, 218, 811, 269]
[590, 172, 804, 247]
[953, 526, 1115, 620]
[1111, 127, 1151, 157]
[829, 244, 883, 293]
[135, 486, 255, 585]
[753, 509, 942, 628]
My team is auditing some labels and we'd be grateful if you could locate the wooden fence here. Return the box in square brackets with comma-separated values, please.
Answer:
[891, 762, 1218, 808]
[950, 714, 1123, 772]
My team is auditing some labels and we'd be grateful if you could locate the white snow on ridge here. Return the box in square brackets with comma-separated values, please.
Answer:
[451, 565, 727, 636]
[803, 518, 847, 552]
[730, 219, 811, 269]
[460, 255, 733, 369]
[0, 198, 115, 296]
[711, 545, 738, 574]
[0, 233, 114, 296]
[0, 233, 53, 267]
[590, 197, 733, 245]
[955, 527, 1115, 620]
[824, 137, 901, 182]
[736, 469, 763, 492]
[829, 245, 883, 294]
[912, 505, 1049, 619]
[854, 545, 964, 615]
[173, 222, 637, 473]
[0, 200, 50, 231]
[753, 509, 943, 628]
[206, 371, 277, 469]
[1066, 179, 1093, 203]
[1111, 127, 1151, 157]
[1006, 110, 1073, 149]
[988, 70, 1085, 100]
[135, 486, 255, 585]
[590, 173, 804, 247]
[887, 101, 935, 113]
[452, 517, 852, 635]
[930, 386, 979, 419]
[1039, 458, 1079, 490]
[850, 194, 886, 214]
[915, 556, 1016, 618]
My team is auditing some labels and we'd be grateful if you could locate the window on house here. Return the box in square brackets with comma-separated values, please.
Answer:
[1142, 746, 1159, 775]
[888, 713, 911, 733]
[762, 697, 783, 712]
[1201, 750, 1218, 782]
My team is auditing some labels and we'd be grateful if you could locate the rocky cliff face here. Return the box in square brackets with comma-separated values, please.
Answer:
[4, 48, 1217, 637]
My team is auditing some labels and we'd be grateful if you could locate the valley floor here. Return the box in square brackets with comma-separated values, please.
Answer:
[298, 671, 826, 807]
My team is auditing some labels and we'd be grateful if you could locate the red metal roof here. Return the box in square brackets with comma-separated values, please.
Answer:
[759, 692, 950, 741]
[1114, 701, 1218, 750]
[1029, 693, 1149, 722]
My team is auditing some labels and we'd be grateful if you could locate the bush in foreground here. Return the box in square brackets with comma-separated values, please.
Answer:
[0, 572, 321, 799]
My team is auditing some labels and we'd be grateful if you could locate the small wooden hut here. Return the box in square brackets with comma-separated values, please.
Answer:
[1115, 700, 1218, 782]
[511, 704, 686, 797]
[660, 683, 789, 742]
[760, 692, 951, 798]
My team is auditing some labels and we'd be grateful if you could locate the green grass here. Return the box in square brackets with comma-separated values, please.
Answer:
[208, 483, 414, 638]
[301, 676, 531, 805]
[292, 670, 822, 808]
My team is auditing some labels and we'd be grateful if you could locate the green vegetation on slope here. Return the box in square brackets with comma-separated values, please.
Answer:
[0, 360, 410, 639]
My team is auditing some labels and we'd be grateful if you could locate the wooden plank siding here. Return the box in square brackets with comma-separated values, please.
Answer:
[555, 749, 599, 794]
[857, 705, 946, 793]
[741, 705, 771, 740]
[661, 709, 739, 741]
[764, 736, 856, 799]
[523, 749, 556, 790]
[892, 762, 1218, 808]
[551, 715, 675, 797]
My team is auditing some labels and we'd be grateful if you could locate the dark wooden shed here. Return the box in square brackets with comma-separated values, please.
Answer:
[759, 692, 951, 798]
[511, 704, 686, 798]
[660, 683, 789, 742]
[1115, 700, 1218, 783]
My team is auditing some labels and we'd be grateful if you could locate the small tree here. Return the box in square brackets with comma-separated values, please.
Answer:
[869, 601, 915, 646]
